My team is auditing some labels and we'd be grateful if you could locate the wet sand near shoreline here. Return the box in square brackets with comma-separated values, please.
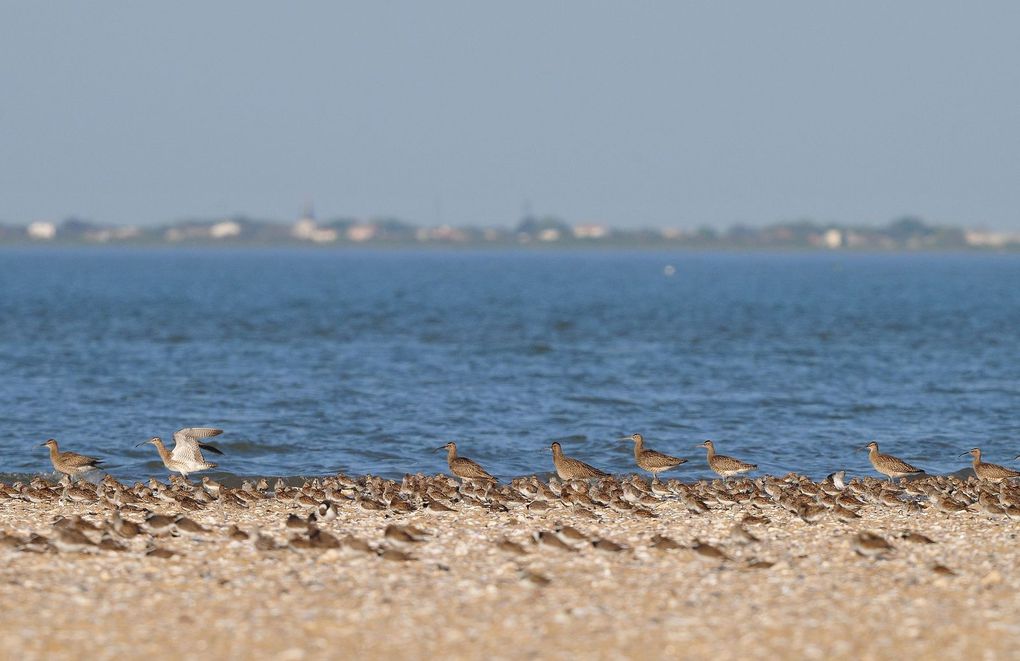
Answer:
[2, 474, 1020, 660]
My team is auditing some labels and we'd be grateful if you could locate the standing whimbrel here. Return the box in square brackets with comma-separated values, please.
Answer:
[137, 427, 224, 479]
[961, 448, 1020, 482]
[863, 441, 923, 481]
[696, 440, 756, 478]
[619, 434, 687, 481]
[435, 442, 496, 482]
[41, 439, 103, 481]
[550, 442, 608, 480]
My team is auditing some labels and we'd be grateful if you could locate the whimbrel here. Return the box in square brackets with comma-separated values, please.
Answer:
[137, 428, 224, 479]
[435, 442, 496, 482]
[619, 433, 687, 480]
[696, 440, 756, 479]
[550, 442, 608, 480]
[961, 448, 1020, 482]
[41, 439, 103, 481]
[863, 441, 923, 481]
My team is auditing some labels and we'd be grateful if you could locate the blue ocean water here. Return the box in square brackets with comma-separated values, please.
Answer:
[1, 248, 1018, 483]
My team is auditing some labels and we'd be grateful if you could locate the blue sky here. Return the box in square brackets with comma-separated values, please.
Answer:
[2, 2, 1019, 229]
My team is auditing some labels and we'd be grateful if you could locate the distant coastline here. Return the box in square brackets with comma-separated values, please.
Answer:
[2, 214, 1019, 252]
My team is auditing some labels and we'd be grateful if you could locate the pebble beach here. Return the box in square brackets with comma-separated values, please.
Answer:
[2, 472, 1020, 660]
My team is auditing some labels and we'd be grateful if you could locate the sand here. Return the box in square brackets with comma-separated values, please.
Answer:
[2, 479, 1020, 660]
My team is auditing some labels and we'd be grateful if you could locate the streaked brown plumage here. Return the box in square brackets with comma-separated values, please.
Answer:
[551, 442, 608, 480]
[436, 442, 495, 482]
[620, 434, 687, 478]
[962, 448, 1020, 482]
[864, 441, 923, 481]
[697, 440, 756, 478]
[41, 439, 103, 480]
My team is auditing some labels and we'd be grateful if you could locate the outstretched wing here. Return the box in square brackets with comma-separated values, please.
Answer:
[172, 428, 223, 447]
[171, 428, 224, 463]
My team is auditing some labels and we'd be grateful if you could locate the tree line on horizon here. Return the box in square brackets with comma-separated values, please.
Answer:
[0, 214, 1015, 250]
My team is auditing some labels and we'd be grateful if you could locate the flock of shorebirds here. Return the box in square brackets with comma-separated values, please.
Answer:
[35, 430, 1020, 485]
[1, 429, 1019, 561]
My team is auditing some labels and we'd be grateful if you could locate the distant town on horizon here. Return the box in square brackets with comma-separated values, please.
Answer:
[1, 212, 1019, 251]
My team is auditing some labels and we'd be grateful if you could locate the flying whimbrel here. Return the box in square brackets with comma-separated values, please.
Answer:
[40, 439, 103, 481]
[863, 441, 923, 481]
[435, 442, 496, 482]
[619, 434, 687, 481]
[137, 427, 224, 480]
[961, 448, 1020, 482]
[550, 442, 608, 480]
[696, 440, 756, 479]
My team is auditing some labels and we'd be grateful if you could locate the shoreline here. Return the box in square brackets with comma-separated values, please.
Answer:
[0, 466, 983, 490]
[2, 472, 1020, 658]
[2, 243, 1019, 255]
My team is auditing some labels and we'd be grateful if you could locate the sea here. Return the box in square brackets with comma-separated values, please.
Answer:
[1, 248, 1018, 483]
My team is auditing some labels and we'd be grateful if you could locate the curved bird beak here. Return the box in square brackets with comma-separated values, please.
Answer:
[959, 451, 970, 457]
[433, 446, 446, 453]
[135, 440, 149, 447]
[617, 436, 633, 441]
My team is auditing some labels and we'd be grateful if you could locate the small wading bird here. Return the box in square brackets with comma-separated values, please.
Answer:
[550, 441, 608, 480]
[863, 441, 924, 482]
[435, 441, 496, 483]
[696, 440, 756, 479]
[137, 428, 224, 480]
[619, 433, 687, 481]
[961, 448, 1020, 482]
[41, 439, 103, 481]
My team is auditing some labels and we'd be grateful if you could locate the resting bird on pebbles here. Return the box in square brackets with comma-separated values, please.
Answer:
[853, 531, 894, 558]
